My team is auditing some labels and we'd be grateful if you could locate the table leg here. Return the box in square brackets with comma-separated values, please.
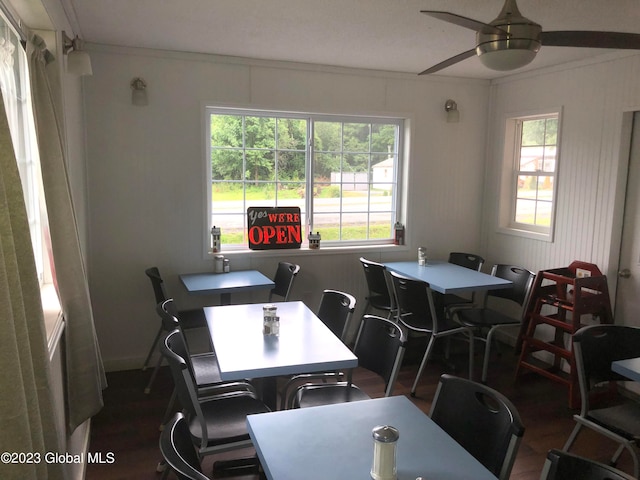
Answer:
[254, 377, 278, 410]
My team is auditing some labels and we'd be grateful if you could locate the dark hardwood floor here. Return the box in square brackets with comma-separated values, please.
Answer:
[86, 340, 635, 480]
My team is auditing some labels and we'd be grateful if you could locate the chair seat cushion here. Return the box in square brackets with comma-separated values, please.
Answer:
[367, 294, 392, 311]
[586, 401, 640, 440]
[178, 308, 208, 330]
[188, 394, 270, 447]
[295, 383, 371, 408]
[456, 307, 519, 328]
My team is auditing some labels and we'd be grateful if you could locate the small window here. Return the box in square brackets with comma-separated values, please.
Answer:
[499, 111, 560, 240]
[206, 108, 403, 249]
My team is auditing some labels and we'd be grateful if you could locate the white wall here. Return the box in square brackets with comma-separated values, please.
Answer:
[82, 45, 490, 370]
[481, 52, 640, 309]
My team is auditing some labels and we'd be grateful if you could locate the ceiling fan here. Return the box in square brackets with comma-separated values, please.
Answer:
[419, 0, 640, 74]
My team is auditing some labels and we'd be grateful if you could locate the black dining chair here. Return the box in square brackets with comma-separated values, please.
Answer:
[316, 289, 357, 342]
[277, 289, 356, 408]
[285, 314, 407, 409]
[563, 324, 640, 478]
[429, 374, 525, 480]
[359, 257, 396, 318]
[541, 449, 635, 480]
[161, 330, 270, 476]
[143, 266, 208, 394]
[450, 264, 535, 383]
[159, 412, 210, 480]
[438, 251, 485, 308]
[157, 299, 254, 426]
[268, 261, 300, 302]
[389, 269, 473, 397]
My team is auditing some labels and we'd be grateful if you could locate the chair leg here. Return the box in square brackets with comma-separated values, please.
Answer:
[468, 331, 475, 381]
[144, 353, 164, 394]
[610, 444, 625, 467]
[481, 327, 498, 383]
[626, 445, 640, 478]
[410, 335, 438, 397]
[142, 325, 164, 371]
[160, 388, 177, 430]
[562, 422, 582, 452]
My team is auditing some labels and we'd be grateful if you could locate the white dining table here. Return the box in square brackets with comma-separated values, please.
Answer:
[204, 301, 358, 408]
[385, 260, 512, 294]
[247, 395, 498, 480]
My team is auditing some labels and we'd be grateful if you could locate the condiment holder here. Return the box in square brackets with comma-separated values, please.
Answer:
[418, 247, 427, 266]
[263, 304, 280, 336]
[371, 425, 399, 480]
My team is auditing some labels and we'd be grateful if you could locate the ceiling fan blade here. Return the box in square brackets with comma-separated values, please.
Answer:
[541, 31, 640, 49]
[421, 10, 506, 35]
[419, 49, 477, 75]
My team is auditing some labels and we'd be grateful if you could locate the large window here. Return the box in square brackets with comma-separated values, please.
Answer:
[207, 108, 402, 249]
[500, 111, 560, 240]
[0, 13, 48, 282]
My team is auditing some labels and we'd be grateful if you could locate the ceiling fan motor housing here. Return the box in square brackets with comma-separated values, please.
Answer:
[476, 0, 542, 70]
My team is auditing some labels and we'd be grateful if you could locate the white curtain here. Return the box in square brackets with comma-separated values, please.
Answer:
[27, 34, 106, 432]
[0, 67, 65, 480]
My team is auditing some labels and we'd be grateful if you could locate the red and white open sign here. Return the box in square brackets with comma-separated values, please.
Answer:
[247, 207, 302, 250]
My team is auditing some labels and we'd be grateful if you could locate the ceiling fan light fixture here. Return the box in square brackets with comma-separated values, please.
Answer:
[478, 47, 537, 71]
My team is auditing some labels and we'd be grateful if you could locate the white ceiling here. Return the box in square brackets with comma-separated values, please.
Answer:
[50, 0, 640, 79]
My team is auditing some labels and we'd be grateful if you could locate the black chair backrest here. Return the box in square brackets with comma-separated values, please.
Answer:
[486, 264, 535, 306]
[270, 262, 300, 301]
[388, 270, 440, 332]
[145, 266, 168, 304]
[449, 252, 485, 272]
[352, 315, 406, 392]
[429, 374, 525, 479]
[157, 299, 180, 331]
[359, 257, 392, 306]
[574, 324, 640, 391]
[159, 413, 209, 480]
[161, 330, 200, 420]
[316, 289, 356, 341]
[541, 449, 635, 480]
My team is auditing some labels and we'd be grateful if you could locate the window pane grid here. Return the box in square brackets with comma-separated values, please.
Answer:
[209, 109, 400, 247]
[512, 115, 558, 230]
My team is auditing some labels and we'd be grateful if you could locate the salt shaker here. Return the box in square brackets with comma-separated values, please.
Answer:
[214, 254, 224, 273]
[270, 316, 280, 336]
[371, 425, 399, 480]
[418, 247, 427, 266]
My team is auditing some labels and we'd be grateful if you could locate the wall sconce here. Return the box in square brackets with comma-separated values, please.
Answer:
[444, 99, 460, 123]
[130, 77, 148, 106]
[62, 31, 92, 76]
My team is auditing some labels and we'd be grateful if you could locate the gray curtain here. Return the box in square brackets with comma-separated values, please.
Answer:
[27, 34, 106, 432]
[0, 90, 64, 479]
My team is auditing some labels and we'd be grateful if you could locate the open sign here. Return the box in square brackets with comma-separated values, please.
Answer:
[247, 207, 302, 250]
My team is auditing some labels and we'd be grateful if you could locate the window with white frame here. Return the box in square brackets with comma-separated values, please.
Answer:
[0, 13, 48, 282]
[499, 111, 560, 240]
[206, 108, 402, 249]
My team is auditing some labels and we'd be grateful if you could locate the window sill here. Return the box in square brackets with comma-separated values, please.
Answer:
[497, 225, 554, 243]
[41, 283, 64, 358]
[206, 242, 411, 259]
